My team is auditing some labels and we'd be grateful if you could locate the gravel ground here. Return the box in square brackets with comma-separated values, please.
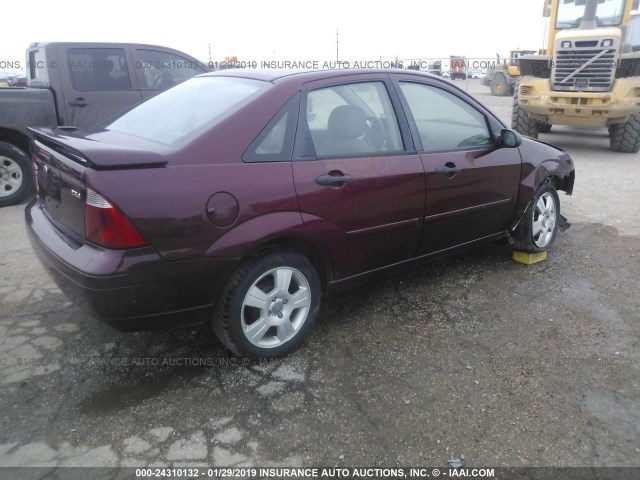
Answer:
[0, 79, 638, 471]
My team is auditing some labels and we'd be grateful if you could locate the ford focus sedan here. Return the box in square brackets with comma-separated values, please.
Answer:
[25, 69, 575, 359]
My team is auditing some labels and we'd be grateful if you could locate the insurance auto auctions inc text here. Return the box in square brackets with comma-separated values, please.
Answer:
[169, 467, 496, 478]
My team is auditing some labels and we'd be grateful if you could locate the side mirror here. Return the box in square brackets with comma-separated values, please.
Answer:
[499, 129, 522, 148]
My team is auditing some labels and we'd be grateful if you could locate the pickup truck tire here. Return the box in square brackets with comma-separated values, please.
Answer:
[214, 250, 320, 359]
[512, 182, 560, 252]
[511, 83, 539, 138]
[609, 114, 640, 153]
[490, 74, 510, 96]
[0, 143, 32, 207]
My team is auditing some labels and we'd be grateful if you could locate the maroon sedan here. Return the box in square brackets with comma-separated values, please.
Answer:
[26, 69, 575, 359]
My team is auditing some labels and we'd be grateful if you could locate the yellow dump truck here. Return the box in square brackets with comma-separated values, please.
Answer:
[514, 0, 640, 152]
[483, 50, 537, 96]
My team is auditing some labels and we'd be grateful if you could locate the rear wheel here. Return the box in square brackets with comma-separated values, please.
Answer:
[490, 74, 510, 96]
[609, 113, 640, 152]
[513, 182, 560, 252]
[0, 142, 32, 207]
[511, 82, 538, 138]
[214, 250, 321, 359]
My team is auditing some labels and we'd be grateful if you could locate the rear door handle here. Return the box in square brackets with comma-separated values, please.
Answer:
[435, 165, 461, 176]
[68, 98, 90, 107]
[315, 174, 352, 187]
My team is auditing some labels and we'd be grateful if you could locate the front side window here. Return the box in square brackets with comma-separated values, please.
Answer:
[136, 49, 208, 90]
[304, 81, 403, 158]
[68, 48, 131, 91]
[399, 82, 491, 153]
[556, 0, 626, 29]
[107, 76, 269, 146]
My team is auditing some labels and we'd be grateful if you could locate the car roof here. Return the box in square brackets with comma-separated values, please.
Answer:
[203, 68, 445, 85]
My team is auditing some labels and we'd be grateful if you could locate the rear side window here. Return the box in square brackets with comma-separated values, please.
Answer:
[68, 48, 131, 91]
[107, 76, 269, 146]
[244, 94, 299, 163]
[398, 82, 491, 152]
[136, 49, 208, 90]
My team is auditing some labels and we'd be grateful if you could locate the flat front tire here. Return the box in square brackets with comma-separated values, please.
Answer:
[214, 250, 321, 359]
[513, 182, 560, 252]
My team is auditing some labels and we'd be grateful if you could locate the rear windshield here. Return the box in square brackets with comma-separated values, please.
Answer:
[107, 76, 269, 146]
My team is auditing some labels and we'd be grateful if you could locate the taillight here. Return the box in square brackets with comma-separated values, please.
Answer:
[84, 189, 147, 249]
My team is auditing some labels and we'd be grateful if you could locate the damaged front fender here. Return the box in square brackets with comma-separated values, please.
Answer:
[511, 137, 575, 231]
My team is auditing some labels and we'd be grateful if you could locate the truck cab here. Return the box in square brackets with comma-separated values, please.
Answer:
[507, 49, 537, 76]
[25, 42, 209, 128]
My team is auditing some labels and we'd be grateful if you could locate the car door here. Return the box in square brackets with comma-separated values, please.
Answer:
[393, 76, 521, 255]
[291, 76, 425, 280]
[57, 45, 143, 129]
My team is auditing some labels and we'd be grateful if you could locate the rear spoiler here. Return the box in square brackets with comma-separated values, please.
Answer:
[28, 127, 168, 170]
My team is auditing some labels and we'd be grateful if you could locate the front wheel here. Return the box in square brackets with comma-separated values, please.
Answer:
[512, 182, 560, 252]
[214, 250, 321, 359]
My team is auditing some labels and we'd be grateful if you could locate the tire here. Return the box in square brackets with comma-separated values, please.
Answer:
[0, 142, 32, 207]
[490, 74, 510, 96]
[609, 113, 640, 152]
[213, 250, 321, 359]
[513, 182, 560, 252]
[537, 122, 552, 133]
[511, 82, 539, 138]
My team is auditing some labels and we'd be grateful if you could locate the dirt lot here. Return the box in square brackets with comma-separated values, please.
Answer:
[0, 80, 638, 470]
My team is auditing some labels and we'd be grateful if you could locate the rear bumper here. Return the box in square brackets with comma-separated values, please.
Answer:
[25, 199, 238, 329]
[517, 76, 640, 127]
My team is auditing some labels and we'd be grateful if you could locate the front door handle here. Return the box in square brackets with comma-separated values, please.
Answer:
[435, 164, 461, 176]
[315, 173, 353, 187]
[68, 98, 90, 107]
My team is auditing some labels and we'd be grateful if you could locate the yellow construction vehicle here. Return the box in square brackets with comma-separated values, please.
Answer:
[484, 49, 537, 96]
[514, 0, 640, 152]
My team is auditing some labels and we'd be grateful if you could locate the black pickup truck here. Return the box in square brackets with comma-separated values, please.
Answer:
[0, 42, 209, 206]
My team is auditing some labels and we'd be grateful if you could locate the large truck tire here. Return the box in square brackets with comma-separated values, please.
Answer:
[490, 74, 510, 96]
[0, 142, 33, 207]
[511, 83, 539, 138]
[609, 113, 640, 153]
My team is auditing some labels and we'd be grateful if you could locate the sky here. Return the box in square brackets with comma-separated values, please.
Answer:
[1, 0, 548, 73]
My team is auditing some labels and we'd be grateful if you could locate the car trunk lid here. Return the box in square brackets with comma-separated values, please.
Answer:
[29, 127, 166, 243]
[31, 136, 88, 241]
[29, 127, 169, 170]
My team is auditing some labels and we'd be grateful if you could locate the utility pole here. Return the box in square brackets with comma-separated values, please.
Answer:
[208, 44, 212, 63]
[336, 29, 339, 62]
